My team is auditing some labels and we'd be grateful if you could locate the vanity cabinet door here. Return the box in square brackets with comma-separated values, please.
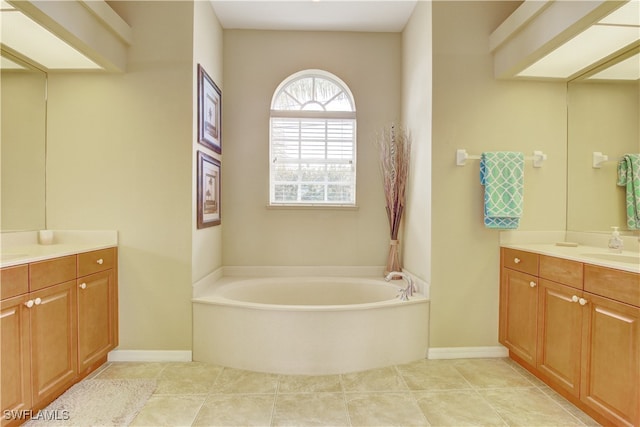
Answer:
[29, 281, 78, 407]
[537, 279, 582, 398]
[500, 268, 539, 367]
[1, 294, 32, 426]
[77, 269, 116, 373]
[581, 292, 640, 427]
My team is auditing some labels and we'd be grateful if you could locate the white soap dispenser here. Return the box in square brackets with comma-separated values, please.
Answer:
[608, 226, 624, 253]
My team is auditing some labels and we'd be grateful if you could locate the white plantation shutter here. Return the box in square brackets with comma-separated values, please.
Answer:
[270, 71, 356, 205]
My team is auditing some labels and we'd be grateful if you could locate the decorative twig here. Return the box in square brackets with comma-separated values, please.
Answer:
[376, 124, 411, 274]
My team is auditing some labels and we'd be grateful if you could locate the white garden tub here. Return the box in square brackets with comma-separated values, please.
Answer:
[192, 276, 429, 375]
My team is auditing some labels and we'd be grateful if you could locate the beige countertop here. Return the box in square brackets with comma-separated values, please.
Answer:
[1, 230, 118, 268]
[501, 242, 639, 274]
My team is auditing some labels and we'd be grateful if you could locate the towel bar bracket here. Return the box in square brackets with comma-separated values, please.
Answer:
[532, 150, 547, 168]
[593, 151, 609, 168]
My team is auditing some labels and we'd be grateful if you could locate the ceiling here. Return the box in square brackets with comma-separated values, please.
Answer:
[209, 0, 418, 32]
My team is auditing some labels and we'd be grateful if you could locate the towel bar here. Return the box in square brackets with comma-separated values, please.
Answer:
[456, 149, 547, 168]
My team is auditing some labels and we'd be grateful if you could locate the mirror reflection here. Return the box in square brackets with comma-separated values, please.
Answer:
[1, 53, 47, 231]
[567, 78, 639, 232]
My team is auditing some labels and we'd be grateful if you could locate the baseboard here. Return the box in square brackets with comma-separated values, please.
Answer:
[427, 346, 508, 360]
[107, 349, 192, 362]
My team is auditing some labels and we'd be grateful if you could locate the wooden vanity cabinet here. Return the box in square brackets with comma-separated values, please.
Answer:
[500, 268, 539, 366]
[581, 268, 640, 427]
[0, 248, 118, 427]
[500, 248, 640, 427]
[536, 255, 584, 398]
[29, 280, 78, 407]
[537, 278, 583, 397]
[77, 248, 118, 373]
[0, 293, 32, 420]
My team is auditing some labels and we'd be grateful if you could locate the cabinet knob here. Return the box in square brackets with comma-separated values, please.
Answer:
[79, 283, 87, 289]
[529, 281, 536, 288]
[514, 258, 521, 264]
[96, 258, 104, 265]
[571, 295, 579, 303]
[579, 298, 588, 306]
[24, 299, 34, 308]
[34, 297, 41, 305]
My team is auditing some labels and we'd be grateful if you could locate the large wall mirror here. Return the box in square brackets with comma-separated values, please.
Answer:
[1, 52, 47, 231]
[567, 76, 639, 233]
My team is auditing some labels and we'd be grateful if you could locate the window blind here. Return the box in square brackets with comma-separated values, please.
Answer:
[270, 116, 356, 204]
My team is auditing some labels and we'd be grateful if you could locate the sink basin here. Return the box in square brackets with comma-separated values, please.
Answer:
[581, 253, 640, 264]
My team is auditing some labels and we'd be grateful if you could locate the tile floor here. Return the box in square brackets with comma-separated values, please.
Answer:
[87, 358, 600, 426]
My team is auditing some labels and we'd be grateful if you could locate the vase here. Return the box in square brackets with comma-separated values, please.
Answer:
[385, 239, 402, 278]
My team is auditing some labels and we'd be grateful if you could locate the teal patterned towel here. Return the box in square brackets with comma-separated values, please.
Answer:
[617, 153, 640, 230]
[480, 152, 524, 229]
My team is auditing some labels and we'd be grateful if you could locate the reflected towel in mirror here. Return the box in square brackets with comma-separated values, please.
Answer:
[617, 153, 640, 230]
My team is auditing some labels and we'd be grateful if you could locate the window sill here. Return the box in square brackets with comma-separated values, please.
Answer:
[266, 204, 359, 211]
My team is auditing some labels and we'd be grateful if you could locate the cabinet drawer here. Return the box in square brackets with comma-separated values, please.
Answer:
[502, 248, 539, 276]
[1, 264, 29, 299]
[584, 264, 640, 307]
[78, 248, 115, 277]
[29, 255, 76, 292]
[539, 255, 583, 290]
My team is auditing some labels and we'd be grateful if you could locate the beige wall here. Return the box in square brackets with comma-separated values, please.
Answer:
[221, 30, 401, 267]
[429, 1, 567, 348]
[45, 1, 223, 351]
[401, 1, 432, 284]
[192, 1, 224, 282]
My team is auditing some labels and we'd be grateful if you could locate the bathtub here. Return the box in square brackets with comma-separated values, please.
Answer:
[192, 276, 429, 375]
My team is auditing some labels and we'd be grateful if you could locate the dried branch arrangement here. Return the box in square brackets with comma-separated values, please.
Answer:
[376, 124, 411, 275]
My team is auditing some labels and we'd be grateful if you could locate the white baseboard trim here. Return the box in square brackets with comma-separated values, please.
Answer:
[107, 350, 192, 362]
[427, 346, 508, 360]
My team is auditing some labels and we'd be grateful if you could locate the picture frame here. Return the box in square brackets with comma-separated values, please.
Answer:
[197, 151, 221, 228]
[197, 64, 222, 154]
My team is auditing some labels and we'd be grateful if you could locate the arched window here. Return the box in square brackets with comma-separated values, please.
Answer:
[270, 70, 356, 205]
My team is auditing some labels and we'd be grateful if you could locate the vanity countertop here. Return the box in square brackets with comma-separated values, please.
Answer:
[1, 230, 118, 268]
[501, 242, 640, 274]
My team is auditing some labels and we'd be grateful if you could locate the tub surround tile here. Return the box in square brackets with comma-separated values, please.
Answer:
[414, 390, 507, 426]
[192, 394, 276, 426]
[278, 374, 343, 393]
[480, 388, 585, 426]
[213, 367, 279, 394]
[272, 393, 349, 427]
[129, 394, 206, 426]
[397, 359, 472, 391]
[345, 392, 428, 427]
[341, 366, 408, 392]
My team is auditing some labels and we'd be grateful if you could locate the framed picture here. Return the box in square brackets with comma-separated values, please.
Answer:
[197, 64, 222, 154]
[197, 151, 221, 228]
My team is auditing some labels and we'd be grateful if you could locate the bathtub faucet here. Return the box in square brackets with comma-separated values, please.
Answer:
[385, 271, 415, 301]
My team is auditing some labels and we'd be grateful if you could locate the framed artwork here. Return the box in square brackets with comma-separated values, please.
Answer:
[197, 151, 221, 228]
[197, 64, 222, 154]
